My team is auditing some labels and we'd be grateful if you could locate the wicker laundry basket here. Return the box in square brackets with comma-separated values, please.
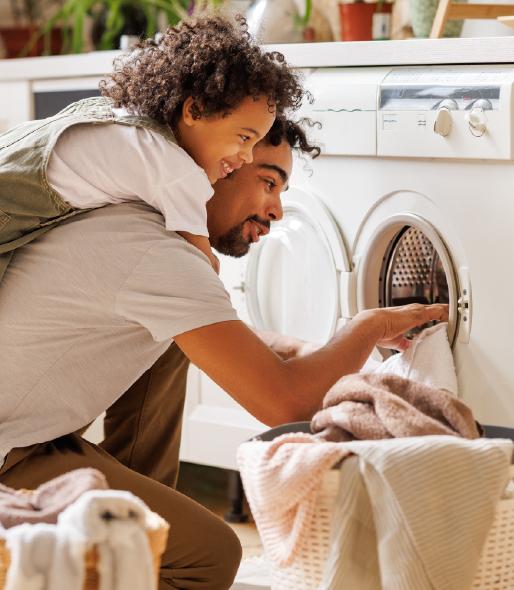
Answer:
[0, 501, 169, 590]
[251, 423, 514, 590]
[268, 465, 514, 590]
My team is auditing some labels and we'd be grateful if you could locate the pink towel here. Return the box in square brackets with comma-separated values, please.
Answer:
[0, 468, 108, 528]
[237, 433, 350, 566]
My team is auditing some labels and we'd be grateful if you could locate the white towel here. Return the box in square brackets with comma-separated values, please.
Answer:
[234, 555, 272, 587]
[323, 436, 513, 590]
[371, 322, 458, 395]
[4, 490, 156, 590]
[59, 490, 155, 590]
[3, 522, 85, 590]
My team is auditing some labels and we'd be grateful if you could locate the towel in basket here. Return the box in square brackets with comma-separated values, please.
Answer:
[238, 429, 513, 590]
[0, 486, 169, 590]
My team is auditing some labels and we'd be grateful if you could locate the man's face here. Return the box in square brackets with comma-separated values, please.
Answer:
[207, 139, 292, 257]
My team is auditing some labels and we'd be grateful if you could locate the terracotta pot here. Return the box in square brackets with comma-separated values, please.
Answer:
[339, 1, 392, 41]
[0, 26, 64, 59]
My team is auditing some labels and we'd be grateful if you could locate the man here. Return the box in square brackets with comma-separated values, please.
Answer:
[0, 118, 447, 590]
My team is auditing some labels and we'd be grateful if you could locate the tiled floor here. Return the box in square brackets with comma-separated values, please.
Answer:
[176, 461, 264, 559]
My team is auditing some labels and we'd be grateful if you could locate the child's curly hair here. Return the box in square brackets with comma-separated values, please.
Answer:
[100, 14, 305, 128]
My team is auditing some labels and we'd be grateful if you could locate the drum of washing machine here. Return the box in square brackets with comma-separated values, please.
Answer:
[379, 225, 450, 339]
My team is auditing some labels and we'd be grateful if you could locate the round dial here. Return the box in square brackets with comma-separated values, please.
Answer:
[433, 107, 453, 137]
[467, 107, 487, 137]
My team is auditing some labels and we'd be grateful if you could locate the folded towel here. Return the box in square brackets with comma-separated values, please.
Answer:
[0, 468, 108, 528]
[310, 373, 480, 442]
[4, 490, 158, 590]
[372, 322, 458, 395]
[237, 434, 513, 590]
[61, 490, 155, 590]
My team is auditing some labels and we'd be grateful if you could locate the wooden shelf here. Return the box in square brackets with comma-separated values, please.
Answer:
[431, 1, 514, 37]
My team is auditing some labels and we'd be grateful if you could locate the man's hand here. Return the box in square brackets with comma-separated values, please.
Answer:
[256, 303, 448, 357]
[357, 303, 449, 351]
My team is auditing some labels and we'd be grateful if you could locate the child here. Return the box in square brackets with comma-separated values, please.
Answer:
[0, 15, 304, 281]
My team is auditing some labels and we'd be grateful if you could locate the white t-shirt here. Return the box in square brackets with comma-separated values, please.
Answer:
[0, 202, 238, 462]
[47, 120, 213, 236]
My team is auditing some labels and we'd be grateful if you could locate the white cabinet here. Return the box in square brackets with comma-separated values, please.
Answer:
[0, 81, 32, 132]
[180, 367, 266, 470]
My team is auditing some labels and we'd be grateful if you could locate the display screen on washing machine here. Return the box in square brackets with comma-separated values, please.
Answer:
[378, 67, 511, 111]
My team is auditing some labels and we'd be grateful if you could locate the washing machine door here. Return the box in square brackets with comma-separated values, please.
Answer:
[355, 212, 462, 345]
[244, 188, 351, 345]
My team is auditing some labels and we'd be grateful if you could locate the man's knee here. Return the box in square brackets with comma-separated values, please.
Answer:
[209, 520, 243, 589]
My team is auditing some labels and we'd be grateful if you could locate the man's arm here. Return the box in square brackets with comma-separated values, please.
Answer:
[174, 303, 448, 427]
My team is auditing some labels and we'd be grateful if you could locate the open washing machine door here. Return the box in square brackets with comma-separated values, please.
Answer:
[244, 187, 351, 345]
[354, 210, 465, 347]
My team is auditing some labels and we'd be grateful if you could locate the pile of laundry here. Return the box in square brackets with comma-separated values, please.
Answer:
[312, 322, 479, 441]
[237, 323, 514, 590]
[0, 468, 167, 590]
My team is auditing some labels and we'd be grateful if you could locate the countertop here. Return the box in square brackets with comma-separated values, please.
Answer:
[1, 37, 514, 81]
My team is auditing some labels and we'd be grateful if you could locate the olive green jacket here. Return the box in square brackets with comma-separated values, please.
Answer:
[0, 97, 177, 284]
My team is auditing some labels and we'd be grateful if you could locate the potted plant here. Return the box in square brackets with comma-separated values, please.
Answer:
[39, 0, 225, 54]
[0, 0, 65, 57]
[338, 0, 393, 41]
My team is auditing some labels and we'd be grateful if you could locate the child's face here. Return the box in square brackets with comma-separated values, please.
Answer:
[178, 95, 276, 184]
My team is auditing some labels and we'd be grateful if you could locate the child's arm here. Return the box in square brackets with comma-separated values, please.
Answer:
[177, 231, 220, 274]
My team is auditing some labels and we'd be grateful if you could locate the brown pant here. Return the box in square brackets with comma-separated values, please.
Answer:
[0, 344, 242, 590]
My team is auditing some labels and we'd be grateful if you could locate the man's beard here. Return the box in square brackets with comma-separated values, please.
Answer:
[214, 216, 270, 258]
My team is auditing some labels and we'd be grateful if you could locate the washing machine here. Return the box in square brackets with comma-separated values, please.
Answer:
[180, 64, 514, 470]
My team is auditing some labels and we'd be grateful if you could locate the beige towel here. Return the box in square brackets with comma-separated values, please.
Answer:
[237, 434, 513, 590]
[0, 468, 108, 528]
[311, 373, 481, 442]
[323, 436, 513, 590]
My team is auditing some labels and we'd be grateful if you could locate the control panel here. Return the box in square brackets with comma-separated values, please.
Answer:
[299, 67, 390, 156]
[377, 66, 514, 159]
[302, 65, 514, 160]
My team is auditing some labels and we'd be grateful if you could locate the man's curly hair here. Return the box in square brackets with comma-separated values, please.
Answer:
[265, 117, 321, 159]
[100, 15, 305, 129]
